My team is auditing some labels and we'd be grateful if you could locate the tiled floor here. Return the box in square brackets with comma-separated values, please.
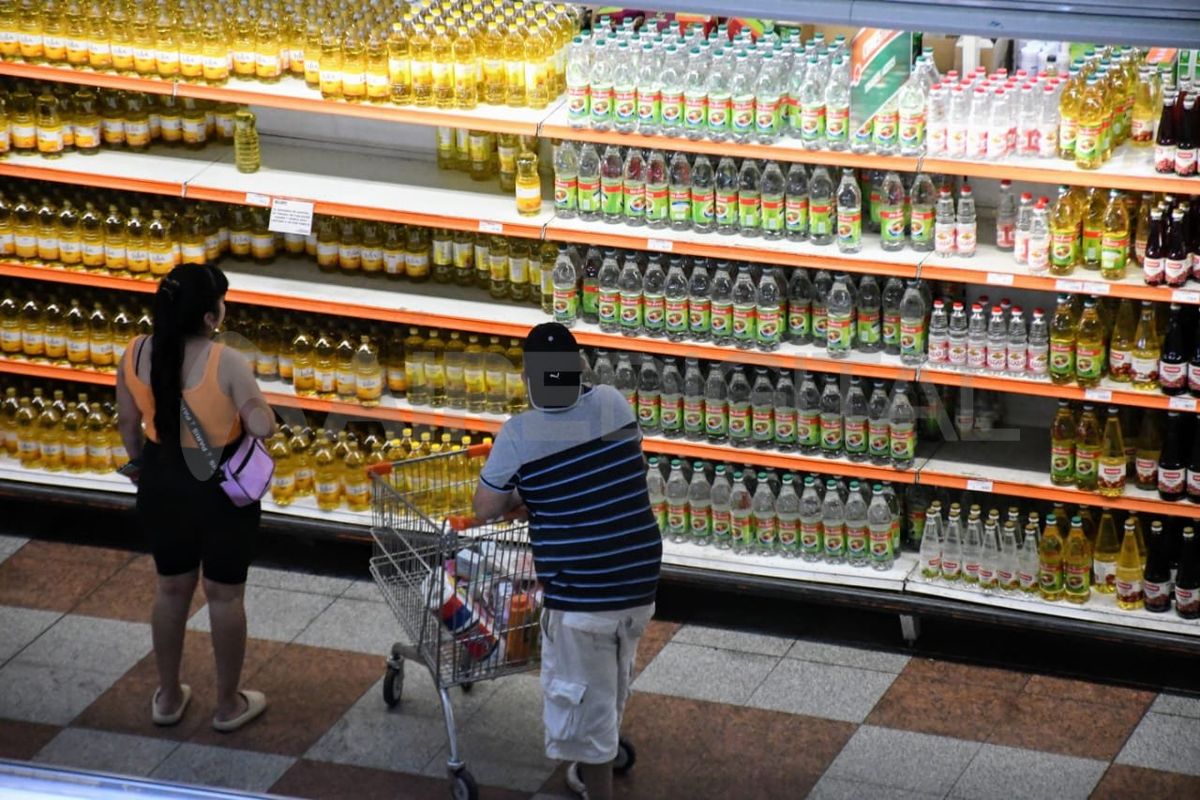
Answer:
[1, 537, 1198, 799]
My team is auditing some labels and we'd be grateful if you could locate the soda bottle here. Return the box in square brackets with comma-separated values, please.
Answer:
[730, 471, 754, 555]
[835, 168, 862, 254]
[1074, 298, 1105, 388]
[934, 187, 956, 258]
[826, 273, 853, 359]
[703, 363, 728, 442]
[714, 157, 739, 235]
[821, 479, 846, 563]
[1158, 411, 1187, 502]
[1115, 520, 1144, 610]
[1143, 521, 1173, 613]
[710, 465, 732, 549]
[643, 150, 669, 230]
[1175, 526, 1199, 619]
[899, 282, 927, 367]
[664, 459, 690, 543]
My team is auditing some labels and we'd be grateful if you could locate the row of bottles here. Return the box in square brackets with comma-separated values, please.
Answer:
[0, 79, 240, 158]
[1050, 402, 1200, 503]
[0, 282, 148, 370]
[1153, 83, 1200, 177]
[916, 500, 1200, 618]
[0, 0, 580, 109]
[0, 381, 129, 473]
[220, 306, 531, 415]
[591, 353, 917, 466]
[646, 457, 905, 568]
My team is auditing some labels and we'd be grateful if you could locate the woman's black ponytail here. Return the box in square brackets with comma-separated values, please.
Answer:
[150, 264, 229, 451]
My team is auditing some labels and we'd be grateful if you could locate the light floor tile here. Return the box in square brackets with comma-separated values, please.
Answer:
[747, 658, 899, 723]
[672, 624, 794, 657]
[0, 660, 122, 725]
[0, 605, 61, 664]
[17, 614, 151, 676]
[151, 743, 295, 793]
[1150, 692, 1200, 719]
[1116, 712, 1200, 777]
[632, 641, 779, 706]
[33, 727, 178, 777]
[807, 775, 943, 800]
[246, 566, 353, 597]
[187, 585, 334, 643]
[0, 534, 28, 562]
[949, 744, 1107, 800]
[786, 639, 911, 674]
[294, 597, 408, 655]
[339, 579, 383, 602]
[825, 725, 980, 796]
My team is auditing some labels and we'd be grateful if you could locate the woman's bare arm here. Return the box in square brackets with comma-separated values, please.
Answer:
[115, 347, 144, 465]
[221, 347, 277, 439]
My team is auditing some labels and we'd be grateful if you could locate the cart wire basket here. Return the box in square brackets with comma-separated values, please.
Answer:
[367, 444, 540, 800]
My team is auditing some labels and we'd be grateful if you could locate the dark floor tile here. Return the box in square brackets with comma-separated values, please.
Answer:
[0, 552, 122, 612]
[270, 759, 528, 800]
[633, 619, 680, 679]
[186, 642, 384, 756]
[74, 556, 205, 624]
[16, 540, 137, 567]
[0, 719, 61, 760]
[1090, 764, 1200, 799]
[865, 673, 1015, 742]
[74, 632, 284, 742]
[1023, 674, 1156, 710]
[989, 692, 1146, 760]
[901, 656, 1031, 693]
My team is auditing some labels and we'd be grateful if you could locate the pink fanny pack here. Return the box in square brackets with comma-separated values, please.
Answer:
[181, 399, 274, 507]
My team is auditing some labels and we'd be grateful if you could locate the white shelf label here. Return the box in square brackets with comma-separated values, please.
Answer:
[245, 192, 271, 207]
[1168, 396, 1198, 411]
[1172, 290, 1200, 304]
[647, 238, 674, 252]
[966, 479, 994, 492]
[1055, 279, 1083, 293]
[1084, 388, 1112, 402]
[479, 220, 503, 234]
[268, 198, 315, 236]
[1082, 281, 1111, 295]
[986, 272, 1015, 286]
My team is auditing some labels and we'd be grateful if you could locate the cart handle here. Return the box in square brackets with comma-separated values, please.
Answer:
[447, 507, 525, 531]
[367, 443, 493, 476]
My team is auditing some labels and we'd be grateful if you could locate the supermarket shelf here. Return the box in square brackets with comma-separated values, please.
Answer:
[8, 258, 1200, 412]
[0, 357, 116, 386]
[0, 141, 551, 238]
[545, 214, 922, 280]
[0, 62, 550, 136]
[541, 104, 1200, 196]
[920, 427, 1200, 519]
[905, 575, 1200, 639]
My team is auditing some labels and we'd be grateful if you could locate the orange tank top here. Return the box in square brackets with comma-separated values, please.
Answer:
[124, 335, 243, 448]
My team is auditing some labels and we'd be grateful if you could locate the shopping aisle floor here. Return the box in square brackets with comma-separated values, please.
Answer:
[2, 529, 1199, 800]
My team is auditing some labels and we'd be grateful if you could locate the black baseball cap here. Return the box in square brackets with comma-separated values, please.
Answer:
[523, 322, 582, 410]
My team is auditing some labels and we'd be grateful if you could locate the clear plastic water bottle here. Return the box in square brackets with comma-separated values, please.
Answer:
[1017, 82, 1039, 156]
[566, 36, 591, 129]
[1037, 83, 1060, 159]
[664, 459, 690, 543]
[645, 456, 667, 532]
[796, 372, 820, 457]
[786, 268, 813, 345]
[622, 147, 646, 226]
[682, 358, 705, 440]
[1013, 191, 1035, 264]
[926, 83, 948, 156]
[636, 356, 662, 432]
[899, 281, 927, 366]
[659, 357, 683, 438]
[643, 149, 669, 230]
[729, 50, 757, 144]
[867, 381, 891, 465]
[760, 161, 785, 240]
[986, 87, 1011, 160]
[826, 273, 854, 359]
[704, 49, 731, 142]
[687, 461, 711, 545]
[856, 274, 883, 354]
[730, 263, 758, 350]
[821, 479, 846, 563]
[614, 352, 637, 410]
[683, 47, 709, 141]
[749, 368, 774, 449]
[576, 143, 601, 222]
[687, 258, 711, 341]
[737, 159, 762, 237]
[749, 472, 777, 555]
[868, 485, 894, 570]
[729, 472, 753, 555]
[879, 171, 907, 252]
[986, 304, 1008, 374]
[589, 40, 614, 132]
[785, 46, 808, 136]
[753, 52, 783, 144]
[703, 363, 729, 442]
[844, 482, 869, 566]
[898, 73, 927, 156]
[690, 154, 715, 233]
[611, 42, 638, 134]
[927, 299, 949, 365]
[709, 261, 733, 345]
[773, 370, 797, 452]
[844, 377, 869, 463]
[596, 251, 620, 333]
[934, 187, 956, 257]
[888, 382, 917, 468]
[775, 474, 800, 557]
[666, 152, 692, 232]
[835, 168, 862, 254]
[659, 46, 686, 137]
[956, 184, 977, 257]
[819, 375, 844, 458]
[797, 54, 825, 149]
[714, 157, 739, 235]
[824, 55, 851, 151]
[918, 503, 943, 579]
[642, 256, 666, 337]
[947, 84, 970, 158]
[812, 270, 832, 345]
[808, 166, 834, 245]
[1028, 197, 1051, 275]
[995, 180, 1017, 252]
[617, 255, 643, 336]
[1027, 307, 1049, 379]
[635, 42, 662, 135]
[882, 276, 904, 355]
[755, 268, 783, 351]
[947, 300, 968, 369]
[796, 476, 822, 561]
[966, 302, 987, 372]
[784, 163, 809, 242]
[599, 145, 624, 224]
[1006, 306, 1028, 375]
[709, 465, 732, 549]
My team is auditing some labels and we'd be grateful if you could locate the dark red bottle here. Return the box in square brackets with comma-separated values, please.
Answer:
[1159, 412, 1187, 502]
[1156, 91, 1178, 174]
[1143, 521, 1173, 613]
[1143, 207, 1165, 287]
[1175, 526, 1199, 619]
[1190, 310, 1200, 397]
[1165, 209, 1190, 289]
[1160, 303, 1190, 395]
[1188, 421, 1200, 502]
[1177, 96, 1199, 178]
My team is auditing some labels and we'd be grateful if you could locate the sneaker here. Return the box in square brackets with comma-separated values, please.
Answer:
[565, 762, 587, 798]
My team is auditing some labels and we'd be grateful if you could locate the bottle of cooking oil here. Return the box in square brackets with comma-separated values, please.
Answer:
[291, 328, 315, 395]
[1100, 189, 1129, 281]
[1130, 301, 1159, 391]
[268, 434, 295, 506]
[383, 329, 406, 397]
[318, 28, 343, 100]
[409, 22, 433, 106]
[424, 328, 447, 408]
[505, 336, 525, 412]
[145, 210, 174, 277]
[180, 97, 207, 149]
[354, 335, 382, 407]
[59, 399, 85, 472]
[313, 330, 336, 398]
[364, 30, 389, 103]
[234, 109, 260, 174]
[201, 12, 229, 85]
[69, 88, 99, 155]
[1073, 299, 1104, 388]
[289, 427, 314, 496]
[19, 296, 43, 359]
[250, 208, 274, 263]
[255, 315, 279, 381]
[77, 202, 104, 270]
[85, 401, 110, 471]
[313, 435, 341, 511]
[1062, 516, 1091, 604]
[33, 89, 63, 158]
[14, 397, 38, 466]
[1115, 519, 1144, 609]
[503, 24, 525, 107]
[314, 215, 339, 271]
[336, 218, 361, 273]
[468, 129, 495, 181]
[359, 220, 384, 276]
[430, 24, 454, 109]
[341, 29, 367, 103]
[386, 21, 411, 104]
[452, 23, 477, 109]
[152, 8, 178, 78]
[435, 126, 455, 169]
[405, 226, 430, 282]
[382, 223, 405, 279]
[486, 235, 508, 299]
[524, 20, 550, 109]
[1075, 75, 1105, 170]
[403, 326, 428, 405]
[111, 305, 134, 361]
[1048, 186, 1079, 276]
[176, 13, 203, 80]
[34, 197, 58, 263]
[1038, 513, 1065, 601]
[1074, 403, 1102, 491]
[1057, 63, 1083, 160]
[343, 443, 370, 512]
[88, 301, 112, 369]
[496, 132, 519, 192]
[443, 330, 466, 409]
[515, 149, 542, 217]
[40, 296, 64, 360]
[334, 333, 357, 400]
[123, 207, 148, 277]
[256, 14, 283, 83]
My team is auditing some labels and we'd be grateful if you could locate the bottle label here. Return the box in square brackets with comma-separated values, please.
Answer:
[661, 90, 684, 126]
[553, 177, 577, 214]
[685, 89, 708, 132]
[552, 288, 578, 323]
[869, 420, 890, 459]
[1092, 559, 1116, 589]
[761, 196, 784, 233]
[889, 421, 915, 462]
[575, 177, 600, 214]
[1166, 257, 1190, 285]
[987, 344, 1007, 373]
[826, 314, 853, 352]
[785, 196, 809, 234]
[614, 86, 637, 126]
[623, 182, 646, 219]
[644, 293, 666, 331]
[797, 412, 819, 447]
[704, 402, 727, 437]
[1075, 444, 1099, 482]
[728, 404, 751, 440]
[883, 312, 901, 349]
[1176, 148, 1198, 177]
[1075, 343, 1105, 381]
[1160, 361, 1187, 391]
[774, 408, 796, 444]
[1116, 577, 1143, 605]
[857, 309, 881, 347]
[968, 343, 988, 372]
[1075, 123, 1101, 162]
[845, 418, 867, 454]
[1190, 362, 1200, 394]
[900, 319, 926, 361]
[935, 221, 956, 254]
[710, 301, 732, 338]
[738, 194, 761, 230]
[1051, 231, 1078, 269]
[898, 109, 924, 150]
[846, 526, 868, 557]
[1050, 441, 1074, 482]
[1098, 460, 1126, 492]
[710, 508, 731, 542]
[1039, 564, 1064, 593]
[566, 83, 590, 124]
[1130, 354, 1158, 385]
[600, 177, 623, 216]
[637, 395, 660, 430]
[825, 105, 848, 143]
[787, 306, 810, 340]
[823, 525, 845, 557]
[997, 221, 1016, 250]
[732, 303, 757, 344]
[1159, 466, 1185, 495]
[836, 209, 861, 250]
[665, 297, 688, 334]
[688, 297, 711, 335]
[800, 102, 825, 142]
[619, 293, 643, 331]
[690, 186, 715, 227]
[873, 108, 899, 150]
[683, 397, 704, 434]
[809, 202, 832, 238]
[800, 520, 822, 553]
[669, 188, 692, 224]
[660, 396, 682, 433]
[880, 208, 905, 246]
[820, 413, 843, 451]
[1065, 563, 1089, 593]
[1049, 341, 1074, 378]
[645, 184, 668, 223]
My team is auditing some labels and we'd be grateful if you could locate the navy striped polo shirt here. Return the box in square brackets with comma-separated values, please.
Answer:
[478, 384, 662, 612]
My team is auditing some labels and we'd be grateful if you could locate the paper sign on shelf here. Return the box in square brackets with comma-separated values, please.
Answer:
[1055, 279, 1083, 292]
[268, 198, 315, 236]
[1168, 396, 1198, 411]
[647, 238, 674, 252]
[1172, 290, 1200, 304]
[479, 220, 503, 234]
[966, 479, 994, 492]
[1082, 281, 1111, 295]
[1084, 388, 1112, 402]
[986, 272, 1015, 286]
[245, 192, 271, 207]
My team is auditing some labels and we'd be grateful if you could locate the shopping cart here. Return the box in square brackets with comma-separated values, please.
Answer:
[366, 444, 539, 800]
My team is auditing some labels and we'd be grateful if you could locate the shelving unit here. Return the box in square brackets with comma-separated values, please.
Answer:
[3, 20, 1200, 653]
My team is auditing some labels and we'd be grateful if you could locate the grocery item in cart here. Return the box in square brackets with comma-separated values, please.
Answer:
[424, 571, 500, 662]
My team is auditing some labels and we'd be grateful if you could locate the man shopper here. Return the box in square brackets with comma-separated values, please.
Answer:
[473, 322, 662, 800]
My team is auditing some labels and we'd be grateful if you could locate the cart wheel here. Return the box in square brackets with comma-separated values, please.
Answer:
[450, 769, 478, 800]
[460, 682, 473, 694]
[382, 665, 403, 708]
[614, 738, 636, 775]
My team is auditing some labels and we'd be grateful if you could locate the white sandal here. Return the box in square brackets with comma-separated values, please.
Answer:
[211, 690, 267, 732]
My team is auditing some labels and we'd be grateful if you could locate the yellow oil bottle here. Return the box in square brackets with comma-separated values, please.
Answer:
[146, 210, 174, 277]
[78, 202, 105, 270]
[255, 14, 283, 83]
[85, 401, 110, 472]
[35, 197, 58, 263]
[111, 305, 135, 362]
[200, 12, 229, 85]
[255, 315, 279, 381]
[1074, 404, 1101, 491]
[403, 326, 429, 405]
[515, 149, 542, 217]
[405, 225, 430, 282]
[268, 435, 295, 506]
[181, 97, 207, 149]
[42, 296, 65, 359]
[354, 335, 383, 406]
[342, 443, 370, 512]
[15, 397, 38, 466]
[337, 218, 362, 273]
[409, 22, 433, 106]
[71, 88, 99, 154]
[88, 301, 112, 368]
[234, 109, 260, 174]
[364, 30, 390, 103]
[61, 399, 86, 472]
[453, 23, 477, 109]
[1130, 301, 1160, 391]
[154, 9, 180, 79]
[19, 296, 43, 359]
[1073, 299, 1104, 388]
[1075, 75, 1105, 170]
[34, 90, 65, 158]
[36, 399, 62, 472]
[289, 428, 314, 496]
[313, 330, 336, 398]
[130, 3, 156, 76]
[291, 328, 315, 395]
[387, 20, 412, 104]
[341, 29, 367, 103]
[16, 0, 43, 63]
[313, 436, 341, 511]
[1115, 519, 1144, 609]
[1038, 513, 1065, 601]
[40, 0, 65, 64]
[319, 28, 343, 99]
[1100, 189, 1129, 280]
[360, 220, 384, 276]
[503, 25, 525, 107]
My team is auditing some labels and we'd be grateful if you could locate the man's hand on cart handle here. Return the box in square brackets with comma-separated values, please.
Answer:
[448, 505, 528, 531]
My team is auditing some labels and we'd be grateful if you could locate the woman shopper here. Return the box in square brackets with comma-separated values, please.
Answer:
[116, 263, 276, 732]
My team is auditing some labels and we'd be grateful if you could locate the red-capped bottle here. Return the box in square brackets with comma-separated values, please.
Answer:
[1159, 303, 1190, 396]
[1155, 90, 1177, 174]
[1158, 411, 1187, 502]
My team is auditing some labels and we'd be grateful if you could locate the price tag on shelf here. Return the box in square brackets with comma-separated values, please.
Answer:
[986, 272, 1015, 286]
[268, 198, 315, 236]
[479, 220, 503, 234]
[966, 479, 994, 492]
[647, 238, 674, 252]
[1082, 281, 1111, 295]
[244, 192, 271, 207]
[1172, 290, 1200, 304]
[1084, 388, 1112, 402]
[1169, 396, 1198, 411]
[1054, 279, 1083, 293]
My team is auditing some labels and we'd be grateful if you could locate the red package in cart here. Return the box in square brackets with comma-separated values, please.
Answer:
[425, 572, 499, 662]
